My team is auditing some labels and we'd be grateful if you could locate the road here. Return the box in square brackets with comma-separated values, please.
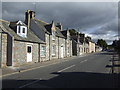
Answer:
[2, 51, 119, 89]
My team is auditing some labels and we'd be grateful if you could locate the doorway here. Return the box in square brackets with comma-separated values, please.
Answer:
[61, 46, 64, 58]
[27, 45, 32, 62]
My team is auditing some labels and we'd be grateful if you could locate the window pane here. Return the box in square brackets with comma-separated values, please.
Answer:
[18, 26, 21, 33]
[23, 28, 25, 33]
[27, 46, 31, 53]
[52, 45, 56, 55]
[41, 46, 46, 56]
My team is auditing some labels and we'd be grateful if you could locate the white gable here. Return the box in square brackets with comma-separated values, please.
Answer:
[16, 20, 23, 25]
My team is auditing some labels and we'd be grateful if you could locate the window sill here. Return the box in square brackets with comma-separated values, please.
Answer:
[40, 56, 46, 57]
[52, 54, 56, 57]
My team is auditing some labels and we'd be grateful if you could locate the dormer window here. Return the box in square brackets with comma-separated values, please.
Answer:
[17, 25, 27, 38]
[13, 20, 28, 38]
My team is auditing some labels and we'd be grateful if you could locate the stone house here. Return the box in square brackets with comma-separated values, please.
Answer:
[24, 10, 66, 62]
[61, 29, 72, 57]
[79, 34, 89, 54]
[89, 41, 95, 53]
[86, 36, 95, 53]
[71, 34, 83, 56]
[95, 44, 102, 52]
[71, 32, 89, 56]
[0, 20, 45, 68]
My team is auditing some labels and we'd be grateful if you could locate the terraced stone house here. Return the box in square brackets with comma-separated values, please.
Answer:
[71, 32, 89, 56]
[61, 29, 72, 57]
[0, 20, 45, 67]
[25, 10, 68, 62]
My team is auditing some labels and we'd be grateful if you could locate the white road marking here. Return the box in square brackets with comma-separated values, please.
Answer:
[1, 62, 65, 78]
[17, 78, 42, 89]
[1, 55, 88, 78]
[80, 59, 88, 63]
[57, 65, 75, 72]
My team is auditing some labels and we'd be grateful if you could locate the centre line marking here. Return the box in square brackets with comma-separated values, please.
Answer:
[80, 59, 88, 63]
[58, 65, 75, 72]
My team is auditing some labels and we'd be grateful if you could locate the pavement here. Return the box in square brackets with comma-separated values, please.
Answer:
[1, 54, 87, 77]
[112, 53, 120, 74]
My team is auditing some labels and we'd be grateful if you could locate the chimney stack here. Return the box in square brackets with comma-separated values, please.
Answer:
[25, 10, 35, 29]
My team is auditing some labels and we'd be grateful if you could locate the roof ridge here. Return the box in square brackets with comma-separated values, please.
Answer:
[34, 18, 49, 24]
[0, 19, 10, 23]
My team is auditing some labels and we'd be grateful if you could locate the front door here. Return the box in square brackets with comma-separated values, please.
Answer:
[61, 46, 64, 58]
[27, 45, 32, 62]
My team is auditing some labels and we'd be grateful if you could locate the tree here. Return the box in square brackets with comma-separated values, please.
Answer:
[97, 39, 108, 50]
[69, 29, 78, 36]
[112, 39, 120, 54]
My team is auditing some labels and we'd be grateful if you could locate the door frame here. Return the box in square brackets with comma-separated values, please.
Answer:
[27, 44, 32, 62]
[61, 45, 64, 58]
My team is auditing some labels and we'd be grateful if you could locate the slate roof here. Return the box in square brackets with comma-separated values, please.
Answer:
[32, 19, 51, 34]
[32, 18, 65, 38]
[61, 30, 67, 38]
[0, 20, 45, 44]
[55, 27, 65, 38]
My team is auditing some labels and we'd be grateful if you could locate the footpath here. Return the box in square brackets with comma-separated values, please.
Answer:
[113, 53, 120, 74]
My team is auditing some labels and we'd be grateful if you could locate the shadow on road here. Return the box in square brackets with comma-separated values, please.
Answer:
[2, 72, 120, 89]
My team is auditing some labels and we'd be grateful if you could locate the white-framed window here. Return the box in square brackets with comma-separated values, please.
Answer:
[18, 26, 21, 33]
[17, 26, 27, 38]
[52, 31, 55, 40]
[52, 45, 56, 56]
[41, 46, 46, 57]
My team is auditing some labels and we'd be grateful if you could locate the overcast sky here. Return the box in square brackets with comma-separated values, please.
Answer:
[2, 2, 119, 44]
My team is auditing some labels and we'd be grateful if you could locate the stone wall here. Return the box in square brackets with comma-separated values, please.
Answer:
[50, 36, 59, 60]
[13, 41, 39, 66]
[66, 39, 72, 57]
[58, 37, 66, 59]
[1, 33, 7, 67]
[89, 42, 95, 53]
[45, 34, 50, 61]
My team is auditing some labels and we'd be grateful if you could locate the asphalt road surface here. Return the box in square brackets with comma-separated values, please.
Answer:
[2, 51, 120, 89]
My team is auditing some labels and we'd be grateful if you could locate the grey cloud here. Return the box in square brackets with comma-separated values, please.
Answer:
[2, 2, 118, 44]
